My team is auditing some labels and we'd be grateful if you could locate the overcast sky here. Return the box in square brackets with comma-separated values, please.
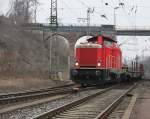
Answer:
[1, 0, 150, 61]
[1, 0, 150, 26]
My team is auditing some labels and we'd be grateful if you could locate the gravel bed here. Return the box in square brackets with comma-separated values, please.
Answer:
[0, 88, 104, 119]
[52, 87, 130, 119]
[107, 96, 131, 119]
[130, 81, 150, 96]
[107, 81, 150, 119]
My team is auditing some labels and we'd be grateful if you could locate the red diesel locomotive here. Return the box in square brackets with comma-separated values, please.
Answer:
[70, 35, 144, 85]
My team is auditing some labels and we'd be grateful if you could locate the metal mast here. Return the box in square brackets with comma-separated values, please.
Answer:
[49, 0, 58, 78]
[50, 0, 58, 26]
[87, 8, 94, 35]
[87, 8, 91, 35]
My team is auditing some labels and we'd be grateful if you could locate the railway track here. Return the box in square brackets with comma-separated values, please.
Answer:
[33, 83, 137, 119]
[0, 84, 75, 107]
[0, 83, 116, 118]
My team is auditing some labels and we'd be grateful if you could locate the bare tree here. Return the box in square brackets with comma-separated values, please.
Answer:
[8, 0, 40, 24]
[30, 0, 40, 23]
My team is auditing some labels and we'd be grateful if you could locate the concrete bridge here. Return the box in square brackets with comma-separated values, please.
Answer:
[29, 25, 150, 55]
[25, 24, 150, 36]
[116, 26, 150, 36]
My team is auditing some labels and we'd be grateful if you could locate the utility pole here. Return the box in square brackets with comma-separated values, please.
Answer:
[114, 7, 119, 30]
[34, 0, 38, 23]
[78, 7, 94, 35]
[87, 8, 90, 35]
[113, 7, 119, 40]
[49, 36, 52, 73]
[87, 8, 94, 35]
[50, 0, 58, 26]
[49, 0, 58, 77]
[135, 55, 139, 71]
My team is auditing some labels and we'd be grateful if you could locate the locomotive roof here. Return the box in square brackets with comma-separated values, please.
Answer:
[75, 35, 116, 47]
[75, 36, 93, 47]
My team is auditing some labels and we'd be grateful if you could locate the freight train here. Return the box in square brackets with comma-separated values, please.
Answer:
[70, 35, 144, 86]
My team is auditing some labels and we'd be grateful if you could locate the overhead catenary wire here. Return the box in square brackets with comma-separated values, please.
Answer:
[77, 0, 89, 8]
[119, 3, 136, 28]
[61, 0, 79, 19]
[56, 6, 150, 21]
[56, 0, 150, 28]
[78, 0, 110, 22]
[56, 0, 150, 22]
[58, 4, 150, 10]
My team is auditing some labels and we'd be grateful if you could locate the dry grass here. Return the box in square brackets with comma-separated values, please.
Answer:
[0, 77, 72, 93]
[0, 16, 71, 92]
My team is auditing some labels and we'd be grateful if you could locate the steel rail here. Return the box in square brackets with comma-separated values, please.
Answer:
[33, 85, 116, 119]
[0, 84, 74, 98]
[94, 83, 137, 119]
[0, 84, 75, 105]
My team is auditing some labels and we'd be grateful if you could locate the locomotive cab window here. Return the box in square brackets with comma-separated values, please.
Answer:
[103, 37, 116, 47]
[103, 40, 113, 47]
[87, 36, 98, 43]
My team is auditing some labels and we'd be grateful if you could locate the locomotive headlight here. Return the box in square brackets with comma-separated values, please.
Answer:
[97, 60, 101, 67]
[97, 62, 101, 67]
[75, 62, 79, 66]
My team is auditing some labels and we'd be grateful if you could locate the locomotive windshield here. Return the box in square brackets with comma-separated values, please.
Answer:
[104, 40, 113, 47]
[87, 36, 98, 43]
[103, 37, 114, 47]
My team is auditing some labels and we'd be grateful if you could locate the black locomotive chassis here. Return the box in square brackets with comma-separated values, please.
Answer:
[70, 68, 112, 85]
